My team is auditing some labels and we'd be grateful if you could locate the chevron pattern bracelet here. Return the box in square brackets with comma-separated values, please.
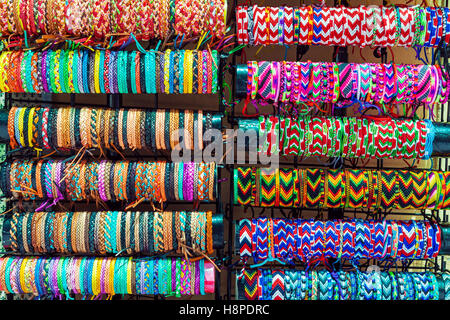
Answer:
[235, 167, 450, 210]
[244, 61, 449, 106]
[237, 5, 450, 48]
[240, 269, 445, 300]
[0, 256, 214, 297]
[238, 218, 440, 264]
[242, 116, 431, 160]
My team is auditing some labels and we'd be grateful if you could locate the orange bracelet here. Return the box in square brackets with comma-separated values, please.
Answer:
[8, 106, 18, 149]
[206, 211, 213, 254]
[159, 162, 166, 202]
[208, 162, 215, 200]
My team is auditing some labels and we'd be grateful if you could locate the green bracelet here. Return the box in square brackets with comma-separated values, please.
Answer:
[178, 163, 184, 201]
[211, 50, 218, 94]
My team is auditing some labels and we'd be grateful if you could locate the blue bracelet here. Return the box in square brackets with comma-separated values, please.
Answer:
[99, 50, 106, 94]
[82, 50, 90, 94]
[72, 51, 80, 93]
[169, 50, 175, 93]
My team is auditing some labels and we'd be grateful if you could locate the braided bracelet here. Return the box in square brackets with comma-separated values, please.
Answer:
[240, 61, 449, 106]
[1, 160, 216, 203]
[0, 49, 219, 94]
[234, 167, 450, 210]
[0, 256, 214, 297]
[241, 116, 432, 160]
[241, 269, 448, 301]
[239, 218, 441, 264]
[237, 5, 450, 48]
[0, 0, 226, 39]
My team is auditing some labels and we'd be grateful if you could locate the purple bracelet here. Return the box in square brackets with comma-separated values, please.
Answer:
[100, 258, 107, 294]
[186, 259, 191, 294]
[171, 257, 176, 293]
[159, 52, 165, 93]
[108, 52, 115, 94]
[98, 160, 108, 202]
[10, 258, 20, 293]
[273, 62, 281, 103]
[194, 260, 200, 295]
[183, 162, 194, 201]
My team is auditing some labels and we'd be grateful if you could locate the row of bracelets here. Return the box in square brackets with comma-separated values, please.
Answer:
[239, 116, 431, 159]
[238, 218, 441, 264]
[237, 5, 450, 47]
[0, 0, 226, 39]
[241, 269, 450, 300]
[1, 160, 216, 203]
[234, 167, 450, 210]
[245, 61, 449, 106]
[8, 211, 214, 256]
[0, 49, 219, 94]
[7, 106, 221, 152]
[0, 256, 215, 297]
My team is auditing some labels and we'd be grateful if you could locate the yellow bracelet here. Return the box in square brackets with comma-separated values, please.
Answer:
[68, 51, 75, 93]
[126, 257, 133, 294]
[164, 49, 171, 94]
[183, 50, 191, 93]
[19, 257, 29, 293]
[15, 0, 23, 33]
[17, 107, 26, 147]
[94, 50, 101, 94]
[54, 50, 62, 93]
[187, 51, 194, 94]
[27, 107, 35, 148]
[109, 258, 116, 295]
[0, 52, 8, 92]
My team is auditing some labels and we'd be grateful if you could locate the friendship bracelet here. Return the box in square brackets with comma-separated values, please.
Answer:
[7, 211, 214, 256]
[238, 218, 441, 264]
[7, 107, 221, 152]
[1, 160, 217, 203]
[0, 0, 226, 39]
[240, 61, 449, 106]
[241, 116, 431, 160]
[241, 269, 448, 300]
[0, 256, 214, 297]
[0, 49, 219, 94]
[234, 167, 450, 210]
[237, 5, 450, 48]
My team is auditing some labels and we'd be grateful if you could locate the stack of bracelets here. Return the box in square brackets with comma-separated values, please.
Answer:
[0, 0, 226, 39]
[234, 167, 450, 210]
[238, 218, 441, 264]
[239, 116, 433, 159]
[236, 5, 450, 47]
[0, 160, 216, 203]
[7, 211, 214, 256]
[0, 49, 219, 94]
[240, 269, 450, 300]
[0, 256, 215, 297]
[242, 61, 449, 105]
[7, 107, 221, 152]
